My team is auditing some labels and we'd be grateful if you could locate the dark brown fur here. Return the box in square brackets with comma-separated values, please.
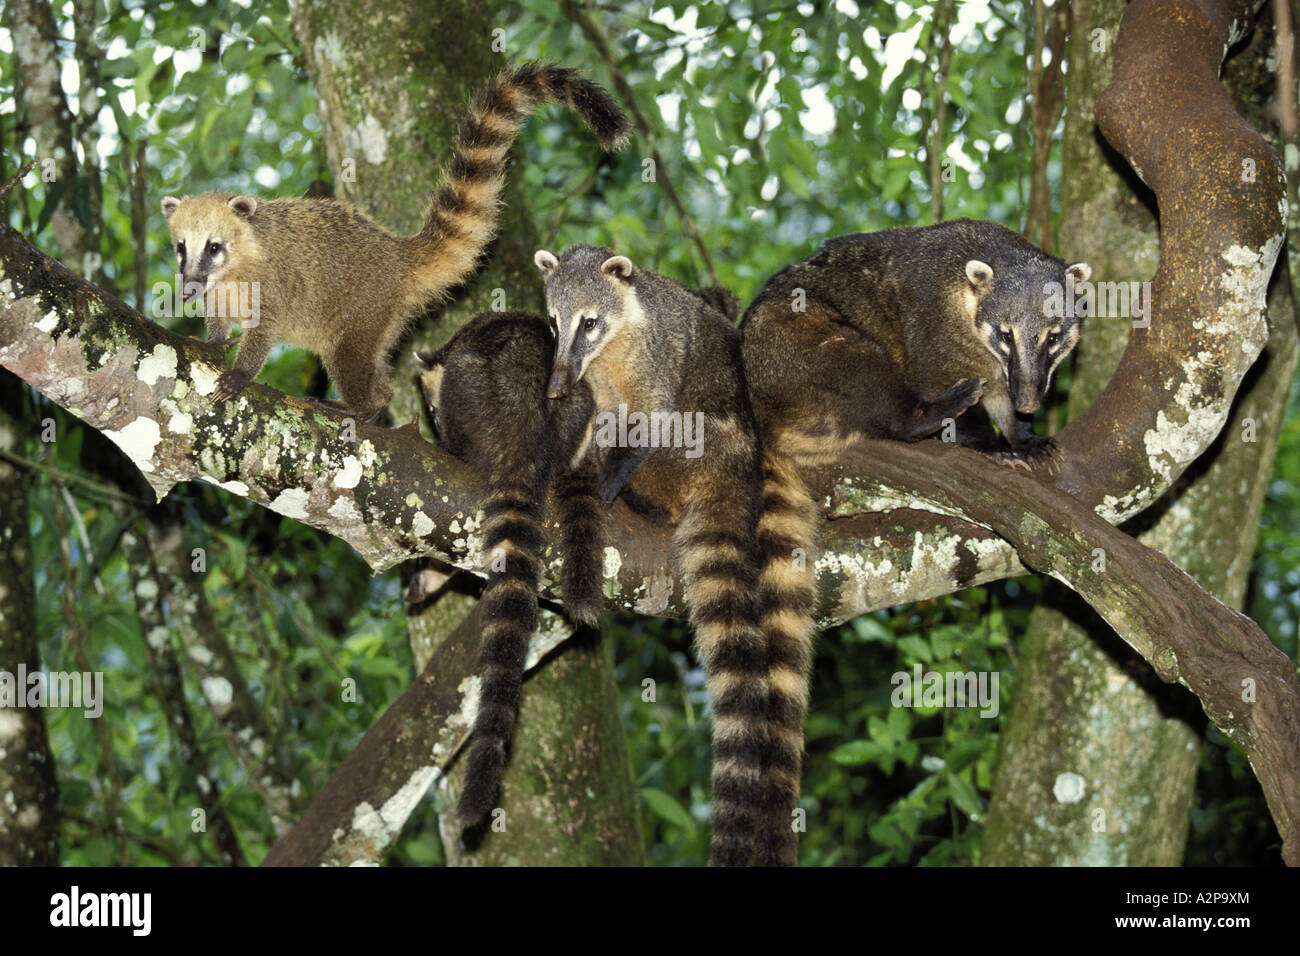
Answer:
[416, 310, 602, 826]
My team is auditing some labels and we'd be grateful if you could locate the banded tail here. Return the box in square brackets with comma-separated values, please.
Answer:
[674, 449, 770, 866]
[413, 64, 630, 298]
[753, 450, 819, 866]
[458, 467, 548, 826]
[554, 461, 605, 627]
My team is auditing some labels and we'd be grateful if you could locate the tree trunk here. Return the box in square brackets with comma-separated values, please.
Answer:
[984, 0, 1298, 865]
[0, 372, 60, 865]
[291, 0, 642, 865]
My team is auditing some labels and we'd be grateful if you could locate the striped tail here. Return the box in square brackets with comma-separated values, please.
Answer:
[753, 450, 819, 866]
[412, 64, 630, 297]
[457, 472, 547, 826]
[675, 464, 770, 866]
[554, 462, 605, 626]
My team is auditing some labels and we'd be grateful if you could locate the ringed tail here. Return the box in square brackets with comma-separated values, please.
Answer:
[413, 64, 631, 297]
[554, 463, 605, 627]
[457, 469, 547, 826]
[675, 476, 770, 866]
[753, 450, 819, 866]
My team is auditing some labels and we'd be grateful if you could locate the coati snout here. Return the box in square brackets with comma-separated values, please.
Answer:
[965, 256, 1091, 419]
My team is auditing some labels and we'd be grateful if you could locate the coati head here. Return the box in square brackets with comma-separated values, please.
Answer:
[160, 194, 260, 303]
[964, 256, 1091, 414]
[534, 245, 642, 399]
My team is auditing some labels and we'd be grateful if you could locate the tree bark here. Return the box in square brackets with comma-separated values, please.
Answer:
[985, 0, 1299, 866]
[4, 0, 99, 277]
[0, 372, 60, 865]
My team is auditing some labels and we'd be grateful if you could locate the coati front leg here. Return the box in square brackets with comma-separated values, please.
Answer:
[213, 322, 276, 401]
[902, 378, 985, 441]
[596, 443, 657, 505]
[979, 389, 1060, 469]
[206, 313, 234, 345]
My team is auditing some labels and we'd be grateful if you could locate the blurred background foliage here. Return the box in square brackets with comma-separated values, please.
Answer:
[0, 0, 1294, 865]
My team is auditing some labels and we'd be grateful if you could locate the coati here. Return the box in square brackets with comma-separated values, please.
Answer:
[536, 245, 813, 866]
[161, 64, 630, 421]
[415, 310, 604, 826]
[741, 218, 1091, 467]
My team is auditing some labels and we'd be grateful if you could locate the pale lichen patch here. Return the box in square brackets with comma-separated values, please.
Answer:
[199, 476, 251, 497]
[137, 344, 178, 385]
[411, 510, 435, 537]
[268, 487, 310, 519]
[602, 546, 622, 579]
[333, 455, 363, 489]
[103, 417, 162, 473]
[191, 363, 222, 396]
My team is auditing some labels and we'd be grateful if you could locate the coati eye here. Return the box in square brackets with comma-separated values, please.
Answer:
[582, 317, 598, 332]
[999, 329, 1014, 346]
[176, 241, 185, 257]
[205, 241, 222, 257]
[1046, 331, 1062, 347]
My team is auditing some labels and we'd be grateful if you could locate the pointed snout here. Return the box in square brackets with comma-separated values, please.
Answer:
[545, 366, 571, 400]
[1010, 371, 1043, 414]
[1014, 390, 1041, 415]
[181, 277, 206, 303]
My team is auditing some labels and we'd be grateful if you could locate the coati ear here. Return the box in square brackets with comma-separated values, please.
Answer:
[413, 349, 439, 369]
[965, 259, 994, 291]
[534, 250, 559, 276]
[227, 195, 257, 218]
[161, 196, 181, 220]
[1066, 262, 1091, 284]
[601, 255, 634, 281]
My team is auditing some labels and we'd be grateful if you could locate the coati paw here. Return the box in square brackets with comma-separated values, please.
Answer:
[988, 435, 1061, 473]
[937, 377, 986, 418]
[212, 369, 252, 401]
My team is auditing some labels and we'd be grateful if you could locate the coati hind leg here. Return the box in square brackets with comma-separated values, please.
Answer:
[324, 337, 394, 422]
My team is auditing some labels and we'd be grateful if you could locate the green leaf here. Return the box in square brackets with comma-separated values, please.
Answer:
[947, 771, 984, 818]
[641, 787, 696, 832]
[830, 739, 885, 765]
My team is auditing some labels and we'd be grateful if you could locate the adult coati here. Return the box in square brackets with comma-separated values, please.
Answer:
[415, 311, 604, 826]
[536, 245, 814, 866]
[163, 64, 629, 421]
[741, 218, 1090, 467]
[736, 219, 1089, 864]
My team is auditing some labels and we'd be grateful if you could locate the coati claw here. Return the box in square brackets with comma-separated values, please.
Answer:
[212, 369, 252, 401]
[987, 435, 1061, 472]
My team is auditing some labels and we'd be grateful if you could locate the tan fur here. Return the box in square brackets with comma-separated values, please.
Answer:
[162, 66, 627, 420]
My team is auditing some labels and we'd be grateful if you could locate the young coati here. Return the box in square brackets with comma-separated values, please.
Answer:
[741, 218, 1091, 467]
[536, 245, 814, 867]
[415, 310, 604, 827]
[162, 64, 630, 421]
